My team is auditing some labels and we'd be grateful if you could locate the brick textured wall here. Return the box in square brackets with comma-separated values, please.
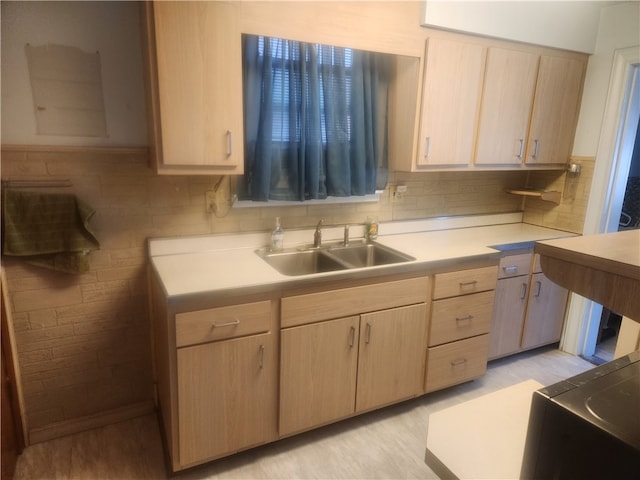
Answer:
[1, 145, 527, 440]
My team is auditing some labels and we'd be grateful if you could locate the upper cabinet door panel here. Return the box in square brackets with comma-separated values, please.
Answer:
[474, 47, 538, 166]
[525, 55, 585, 166]
[152, 1, 244, 173]
[417, 37, 485, 167]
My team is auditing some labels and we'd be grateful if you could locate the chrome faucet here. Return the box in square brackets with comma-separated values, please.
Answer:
[313, 219, 324, 248]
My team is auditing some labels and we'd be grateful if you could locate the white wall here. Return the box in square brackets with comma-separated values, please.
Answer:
[423, 1, 604, 54]
[572, 1, 640, 157]
[1, 1, 147, 146]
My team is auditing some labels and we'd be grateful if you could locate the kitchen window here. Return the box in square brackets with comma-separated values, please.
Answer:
[238, 34, 391, 202]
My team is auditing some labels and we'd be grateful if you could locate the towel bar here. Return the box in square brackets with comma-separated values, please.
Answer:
[1, 179, 72, 189]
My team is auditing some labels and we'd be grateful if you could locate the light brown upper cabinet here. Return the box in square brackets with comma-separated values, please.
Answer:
[474, 47, 539, 167]
[415, 37, 485, 167]
[525, 55, 586, 166]
[475, 47, 586, 168]
[143, 1, 244, 175]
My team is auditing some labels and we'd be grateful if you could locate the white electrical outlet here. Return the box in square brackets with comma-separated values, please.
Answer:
[392, 185, 407, 203]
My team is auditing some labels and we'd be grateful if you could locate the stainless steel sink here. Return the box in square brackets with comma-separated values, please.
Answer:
[255, 248, 349, 276]
[256, 241, 414, 276]
[327, 242, 414, 268]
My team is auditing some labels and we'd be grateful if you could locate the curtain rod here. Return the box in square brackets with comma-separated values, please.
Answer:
[1, 179, 72, 188]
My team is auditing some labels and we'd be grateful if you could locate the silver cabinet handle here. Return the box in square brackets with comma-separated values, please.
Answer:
[455, 315, 474, 323]
[365, 323, 372, 345]
[534, 280, 542, 297]
[226, 130, 233, 157]
[532, 139, 540, 159]
[424, 137, 431, 159]
[520, 282, 528, 300]
[259, 344, 265, 369]
[348, 326, 356, 348]
[459, 280, 478, 291]
[517, 138, 525, 159]
[212, 318, 240, 329]
[451, 358, 468, 367]
[503, 265, 518, 274]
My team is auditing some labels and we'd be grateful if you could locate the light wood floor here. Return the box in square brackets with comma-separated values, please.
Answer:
[14, 346, 594, 480]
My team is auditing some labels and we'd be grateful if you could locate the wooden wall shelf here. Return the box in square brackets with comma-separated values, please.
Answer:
[506, 189, 561, 204]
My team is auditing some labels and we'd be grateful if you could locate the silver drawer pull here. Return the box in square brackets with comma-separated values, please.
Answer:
[503, 265, 518, 274]
[534, 280, 542, 297]
[365, 323, 372, 345]
[226, 130, 233, 157]
[450, 358, 468, 367]
[516, 138, 524, 159]
[259, 345, 265, 369]
[212, 319, 240, 329]
[459, 280, 478, 288]
[532, 139, 540, 159]
[455, 315, 474, 323]
[348, 326, 356, 348]
[520, 282, 528, 300]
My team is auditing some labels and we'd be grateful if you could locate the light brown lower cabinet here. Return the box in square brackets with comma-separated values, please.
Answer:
[520, 272, 569, 349]
[148, 270, 280, 472]
[279, 316, 359, 435]
[152, 270, 508, 471]
[280, 302, 427, 437]
[424, 265, 498, 393]
[488, 275, 529, 357]
[489, 253, 569, 359]
[177, 332, 278, 466]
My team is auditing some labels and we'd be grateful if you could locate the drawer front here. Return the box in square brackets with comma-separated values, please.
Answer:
[429, 291, 494, 346]
[432, 266, 498, 300]
[176, 300, 271, 347]
[425, 334, 489, 393]
[282, 276, 429, 328]
[498, 253, 532, 279]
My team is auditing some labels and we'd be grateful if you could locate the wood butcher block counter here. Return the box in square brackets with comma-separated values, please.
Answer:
[535, 229, 640, 322]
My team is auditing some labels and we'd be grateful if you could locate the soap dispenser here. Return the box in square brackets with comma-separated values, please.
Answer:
[271, 217, 284, 250]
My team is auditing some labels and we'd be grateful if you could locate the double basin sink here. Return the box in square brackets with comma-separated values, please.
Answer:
[256, 241, 415, 276]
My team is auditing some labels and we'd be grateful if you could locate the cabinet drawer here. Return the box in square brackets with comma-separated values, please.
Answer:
[282, 277, 429, 328]
[176, 301, 271, 347]
[498, 253, 532, 279]
[425, 334, 489, 393]
[432, 266, 498, 300]
[429, 291, 494, 346]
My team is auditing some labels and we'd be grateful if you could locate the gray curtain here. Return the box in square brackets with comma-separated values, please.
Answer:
[242, 35, 390, 202]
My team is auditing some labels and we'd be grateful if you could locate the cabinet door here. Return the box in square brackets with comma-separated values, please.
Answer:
[177, 333, 277, 467]
[152, 1, 243, 174]
[475, 47, 538, 166]
[521, 273, 569, 349]
[488, 276, 529, 359]
[280, 316, 359, 436]
[417, 37, 484, 167]
[525, 55, 585, 166]
[356, 303, 426, 412]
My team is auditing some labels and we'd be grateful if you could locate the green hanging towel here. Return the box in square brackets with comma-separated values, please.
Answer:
[2, 189, 100, 274]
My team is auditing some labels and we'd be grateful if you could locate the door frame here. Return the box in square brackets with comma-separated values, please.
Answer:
[562, 46, 640, 357]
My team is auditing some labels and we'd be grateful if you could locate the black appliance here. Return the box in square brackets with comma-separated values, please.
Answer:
[521, 349, 640, 479]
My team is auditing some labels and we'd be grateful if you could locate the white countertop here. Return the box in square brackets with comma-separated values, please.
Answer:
[149, 214, 574, 300]
[425, 379, 543, 479]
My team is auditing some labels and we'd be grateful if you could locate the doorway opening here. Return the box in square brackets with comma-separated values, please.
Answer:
[590, 119, 640, 364]
[571, 49, 640, 364]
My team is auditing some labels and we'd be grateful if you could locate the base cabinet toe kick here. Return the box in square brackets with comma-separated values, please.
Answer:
[150, 254, 569, 472]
